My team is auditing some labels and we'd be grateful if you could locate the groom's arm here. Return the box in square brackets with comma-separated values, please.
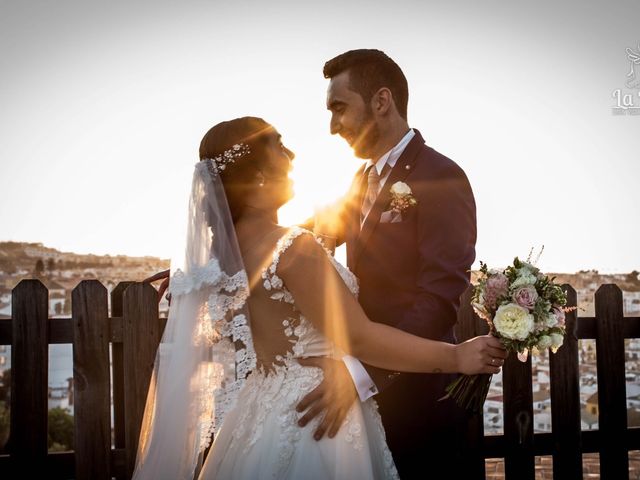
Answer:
[300, 166, 365, 247]
[365, 165, 477, 392]
[298, 199, 347, 249]
[299, 191, 360, 249]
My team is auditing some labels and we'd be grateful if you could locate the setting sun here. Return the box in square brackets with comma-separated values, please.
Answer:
[278, 133, 360, 226]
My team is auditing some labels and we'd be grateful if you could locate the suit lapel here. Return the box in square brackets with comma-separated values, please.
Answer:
[352, 131, 425, 268]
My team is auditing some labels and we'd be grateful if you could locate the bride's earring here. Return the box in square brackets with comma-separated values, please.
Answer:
[259, 180, 265, 187]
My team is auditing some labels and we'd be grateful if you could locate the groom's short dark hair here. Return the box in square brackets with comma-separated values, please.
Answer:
[323, 49, 408, 120]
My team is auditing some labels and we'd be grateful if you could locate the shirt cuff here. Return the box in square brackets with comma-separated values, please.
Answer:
[342, 355, 379, 402]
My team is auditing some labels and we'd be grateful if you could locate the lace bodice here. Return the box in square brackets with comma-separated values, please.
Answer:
[252, 227, 358, 372]
[208, 228, 397, 479]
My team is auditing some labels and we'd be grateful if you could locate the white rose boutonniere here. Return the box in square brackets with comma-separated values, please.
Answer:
[389, 181, 417, 214]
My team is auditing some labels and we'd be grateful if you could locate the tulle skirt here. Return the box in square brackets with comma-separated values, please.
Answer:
[198, 363, 399, 480]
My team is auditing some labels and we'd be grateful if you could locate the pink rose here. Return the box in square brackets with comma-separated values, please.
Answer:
[512, 285, 538, 311]
[553, 307, 566, 327]
[484, 273, 509, 309]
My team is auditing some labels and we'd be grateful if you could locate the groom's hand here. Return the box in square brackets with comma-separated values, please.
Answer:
[296, 357, 358, 440]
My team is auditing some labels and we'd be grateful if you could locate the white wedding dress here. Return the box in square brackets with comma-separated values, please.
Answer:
[198, 227, 399, 480]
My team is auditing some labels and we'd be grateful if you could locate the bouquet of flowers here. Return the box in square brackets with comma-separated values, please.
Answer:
[442, 255, 573, 413]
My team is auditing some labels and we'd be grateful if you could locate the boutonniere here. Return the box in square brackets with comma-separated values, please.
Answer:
[389, 181, 417, 213]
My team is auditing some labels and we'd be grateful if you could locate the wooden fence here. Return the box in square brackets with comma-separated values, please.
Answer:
[0, 279, 636, 479]
[455, 284, 637, 480]
[0, 280, 163, 479]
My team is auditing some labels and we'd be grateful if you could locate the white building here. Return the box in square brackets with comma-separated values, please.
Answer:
[24, 246, 62, 260]
[624, 291, 640, 314]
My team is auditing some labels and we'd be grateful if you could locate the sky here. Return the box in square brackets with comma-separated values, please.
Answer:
[0, 0, 638, 273]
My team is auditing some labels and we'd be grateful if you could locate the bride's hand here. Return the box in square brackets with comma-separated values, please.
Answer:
[454, 335, 508, 375]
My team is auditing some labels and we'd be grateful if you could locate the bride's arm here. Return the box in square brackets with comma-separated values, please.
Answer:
[277, 234, 504, 375]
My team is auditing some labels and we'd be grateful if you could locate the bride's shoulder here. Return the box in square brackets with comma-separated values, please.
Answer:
[275, 226, 316, 246]
[272, 227, 328, 271]
[270, 227, 359, 297]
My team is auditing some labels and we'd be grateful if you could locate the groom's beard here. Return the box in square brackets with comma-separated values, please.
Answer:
[352, 109, 380, 159]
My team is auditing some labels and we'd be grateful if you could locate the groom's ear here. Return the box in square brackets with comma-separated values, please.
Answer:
[371, 87, 394, 117]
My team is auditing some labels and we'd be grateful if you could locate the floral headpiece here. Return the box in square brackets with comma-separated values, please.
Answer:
[203, 143, 251, 176]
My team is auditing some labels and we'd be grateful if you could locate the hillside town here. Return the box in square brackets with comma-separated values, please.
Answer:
[0, 241, 639, 476]
[0, 241, 170, 320]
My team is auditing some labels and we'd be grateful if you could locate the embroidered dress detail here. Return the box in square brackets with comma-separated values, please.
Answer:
[198, 227, 398, 479]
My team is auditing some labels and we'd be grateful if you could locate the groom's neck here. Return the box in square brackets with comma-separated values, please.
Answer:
[369, 120, 411, 162]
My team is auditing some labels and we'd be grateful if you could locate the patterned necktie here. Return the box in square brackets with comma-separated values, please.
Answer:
[361, 164, 387, 226]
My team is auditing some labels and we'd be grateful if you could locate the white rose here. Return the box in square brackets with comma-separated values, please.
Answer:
[544, 312, 558, 328]
[550, 333, 564, 352]
[493, 303, 535, 340]
[537, 335, 553, 350]
[390, 181, 412, 196]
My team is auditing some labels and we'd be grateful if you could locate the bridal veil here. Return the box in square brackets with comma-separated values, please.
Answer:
[132, 156, 256, 479]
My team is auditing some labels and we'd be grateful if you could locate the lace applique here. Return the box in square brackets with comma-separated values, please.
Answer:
[344, 411, 363, 450]
[224, 362, 325, 474]
[196, 310, 257, 451]
[172, 259, 257, 452]
[261, 227, 359, 302]
[169, 259, 249, 298]
[364, 401, 399, 478]
[223, 363, 399, 475]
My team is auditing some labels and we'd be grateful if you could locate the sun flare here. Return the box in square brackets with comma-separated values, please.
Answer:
[277, 134, 363, 228]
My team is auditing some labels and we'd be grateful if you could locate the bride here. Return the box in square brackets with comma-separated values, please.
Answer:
[132, 117, 505, 480]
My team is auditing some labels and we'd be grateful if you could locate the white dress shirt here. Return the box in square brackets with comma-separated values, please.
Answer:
[343, 128, 415, 402]
[359, 129, 416, 226]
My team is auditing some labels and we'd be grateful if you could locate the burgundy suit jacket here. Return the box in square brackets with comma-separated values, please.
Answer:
[342, 130, 477, 452]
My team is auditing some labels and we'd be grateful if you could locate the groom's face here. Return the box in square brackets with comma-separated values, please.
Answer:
[326, 71, 379, 159]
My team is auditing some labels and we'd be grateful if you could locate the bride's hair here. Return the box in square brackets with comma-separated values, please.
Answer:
[199, 117, 274, 222]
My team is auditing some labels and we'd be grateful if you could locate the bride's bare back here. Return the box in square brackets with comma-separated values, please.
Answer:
[239, 227, 307, 371]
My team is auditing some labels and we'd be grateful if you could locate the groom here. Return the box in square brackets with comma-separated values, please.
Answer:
[297, 49, 477, 478]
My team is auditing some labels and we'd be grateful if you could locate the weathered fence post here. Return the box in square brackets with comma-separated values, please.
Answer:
[503, 348, 535, 478]
[456, 286, 489, 479]
[549, 285, 582, 479]
[595, 284, 628, 479]
[10, 280, 49, 474]
[111, 281, 134, 479]
[122, 283, 160, 478]
[72, 280, 111, 480]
